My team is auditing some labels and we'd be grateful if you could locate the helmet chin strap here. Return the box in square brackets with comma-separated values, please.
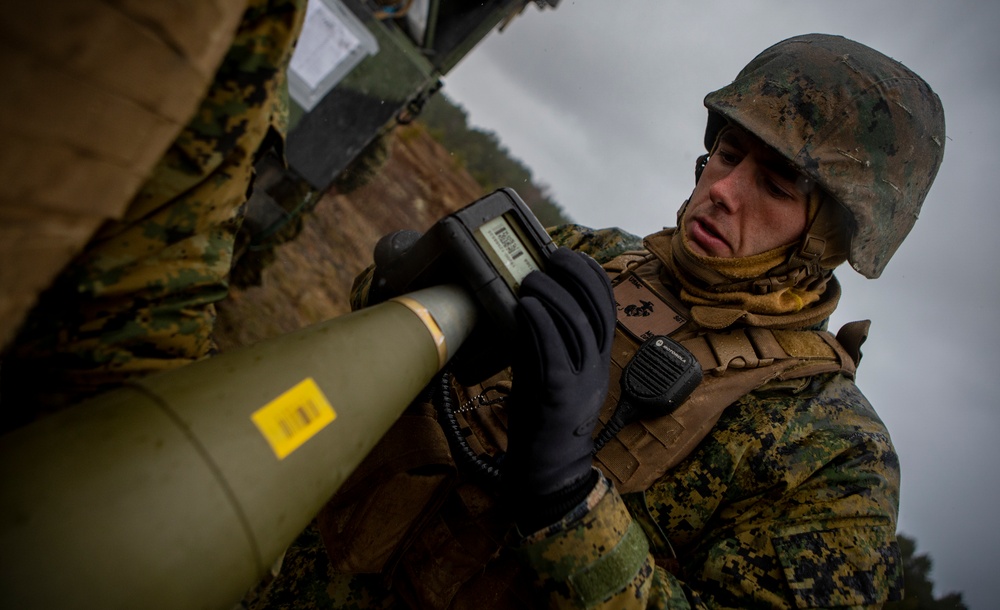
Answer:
[747, 234, 828, 294]
[742, 188, 824, 292]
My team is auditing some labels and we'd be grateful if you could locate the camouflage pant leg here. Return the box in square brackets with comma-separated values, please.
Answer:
[0, 150, 253, 424]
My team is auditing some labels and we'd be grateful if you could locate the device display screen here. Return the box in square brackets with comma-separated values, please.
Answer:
[475, 213, 541, 292]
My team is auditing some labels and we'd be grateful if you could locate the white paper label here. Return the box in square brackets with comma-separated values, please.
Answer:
[290, 0, 362, 89]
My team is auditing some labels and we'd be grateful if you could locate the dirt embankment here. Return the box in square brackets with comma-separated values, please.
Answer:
[213, 124, 487, 351]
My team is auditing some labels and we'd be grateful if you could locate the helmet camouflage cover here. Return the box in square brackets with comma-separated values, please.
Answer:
[703, 33, 946, 278]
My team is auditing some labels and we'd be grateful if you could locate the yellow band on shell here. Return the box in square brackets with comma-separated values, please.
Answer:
[391, 296, 448, 369]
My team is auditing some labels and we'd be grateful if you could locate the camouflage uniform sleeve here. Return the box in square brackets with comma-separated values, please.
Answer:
[514, 374, 903, 609]
[547, 224, 644, 264]
[515, 473, 691, 610]
[1, 0, 307, 422]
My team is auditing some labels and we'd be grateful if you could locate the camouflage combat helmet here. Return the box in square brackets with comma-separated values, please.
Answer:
[703, 33, 946, 278]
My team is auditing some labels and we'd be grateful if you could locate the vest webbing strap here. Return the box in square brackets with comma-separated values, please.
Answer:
[682, 327, 856, 376]
[593, 255, 859, 493]
[594, 325, 856, 493]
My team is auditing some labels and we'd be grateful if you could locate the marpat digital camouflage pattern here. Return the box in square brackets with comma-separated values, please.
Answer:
[252, 225, 903, 609]
[703, 34, 946, 278]
[1, 0, 305, 424]
[506, 227, 902, 609]
[518, 372, 901, 609]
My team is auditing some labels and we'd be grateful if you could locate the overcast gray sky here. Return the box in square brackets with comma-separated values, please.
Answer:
[440, 2, 1000, 607]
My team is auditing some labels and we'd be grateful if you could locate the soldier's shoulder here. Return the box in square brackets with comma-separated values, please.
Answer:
[547, 224, 644, 263]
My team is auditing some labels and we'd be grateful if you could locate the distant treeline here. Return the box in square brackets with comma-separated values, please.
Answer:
[418, 92, 571, 228]
[886, 533, 967, 610]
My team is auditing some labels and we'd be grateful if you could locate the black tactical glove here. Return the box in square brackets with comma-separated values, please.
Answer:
[368, 229, 422, 305]
[502, 247, 616, 532]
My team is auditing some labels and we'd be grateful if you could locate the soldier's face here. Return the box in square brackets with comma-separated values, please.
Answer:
[683, 127, 810, 258]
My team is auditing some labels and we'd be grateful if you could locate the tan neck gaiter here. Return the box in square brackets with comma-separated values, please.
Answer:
[645, 229, 840, 330]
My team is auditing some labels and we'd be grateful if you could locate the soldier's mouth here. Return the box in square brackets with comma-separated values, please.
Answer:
[688, 218, 731, 256]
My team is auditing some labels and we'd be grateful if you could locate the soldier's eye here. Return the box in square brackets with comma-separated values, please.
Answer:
[765, 178, 789, 197]
[716, 150, 740, 165]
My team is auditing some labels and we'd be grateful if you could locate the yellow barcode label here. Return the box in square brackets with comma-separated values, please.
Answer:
[251, 378, 336, 460]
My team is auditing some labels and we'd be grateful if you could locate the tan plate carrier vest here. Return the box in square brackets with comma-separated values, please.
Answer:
[315, 252, 869, 609]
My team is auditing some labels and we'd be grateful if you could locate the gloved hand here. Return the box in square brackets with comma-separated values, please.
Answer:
[368, 229, 422, 305]
[502, 247, 616, 531]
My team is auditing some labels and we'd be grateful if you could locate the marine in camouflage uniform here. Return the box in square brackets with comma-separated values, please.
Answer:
[253, 34, 944, 609]
[514, 227, 902, 609]
[0, 0, 306, 427]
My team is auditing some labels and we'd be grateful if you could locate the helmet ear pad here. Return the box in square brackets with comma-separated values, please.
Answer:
[694, 153, 709, 185]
